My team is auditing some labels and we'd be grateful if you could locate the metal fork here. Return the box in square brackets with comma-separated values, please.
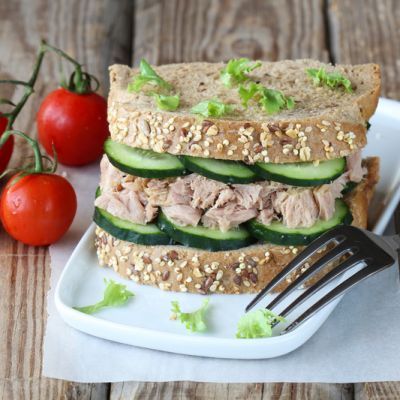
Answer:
[245, 225, 400, 335]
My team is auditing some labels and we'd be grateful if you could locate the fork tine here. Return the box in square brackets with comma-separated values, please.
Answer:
[278, 254, 361, 319]
[264, 242, 352, 311]
[280, 260, 394, 334]
[245, 229, 343, 312]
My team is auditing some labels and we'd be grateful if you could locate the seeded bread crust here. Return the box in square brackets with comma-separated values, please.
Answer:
[95, 157, 379, 295]
[108, 60, 380, 163]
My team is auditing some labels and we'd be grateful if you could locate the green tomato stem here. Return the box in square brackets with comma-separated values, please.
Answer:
[41, 41, 98, 94]
[0, 39, 98, 132]
[0, 80, 32, 88]
[0, 42, 46, 130]
[40, 41, 82, 69]
[0, 39, 98, 179]
[0, 130, 44, 173]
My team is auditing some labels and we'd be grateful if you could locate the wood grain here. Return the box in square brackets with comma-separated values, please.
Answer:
[328, 0, 400, 99]
[355, 382, 400, 400]
[132, 0, 329, 65]
[110, 381, 353, 400]
[0, 0, 132, 398]
[0, 379, 108, 400]
[110, 382, 263, 400]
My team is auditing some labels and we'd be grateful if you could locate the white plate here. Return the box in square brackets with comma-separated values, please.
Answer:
[55, 98, 400, 359]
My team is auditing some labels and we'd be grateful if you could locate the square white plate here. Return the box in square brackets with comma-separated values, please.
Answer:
[55, 98, 400, 359]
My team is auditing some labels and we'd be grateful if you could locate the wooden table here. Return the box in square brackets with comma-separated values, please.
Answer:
[0, 0, 399, 398]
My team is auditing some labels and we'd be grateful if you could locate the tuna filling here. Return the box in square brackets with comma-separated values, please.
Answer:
[96, 152, 365, 232]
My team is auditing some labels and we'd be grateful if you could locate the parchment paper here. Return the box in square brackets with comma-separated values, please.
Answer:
[43, 164, 400, 383]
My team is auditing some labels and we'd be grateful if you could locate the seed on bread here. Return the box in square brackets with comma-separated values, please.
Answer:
[108, 60, 379, 163]
[94, 156, 377, 295]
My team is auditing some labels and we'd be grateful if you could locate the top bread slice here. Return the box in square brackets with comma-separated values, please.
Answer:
[108, 60, 380, 163]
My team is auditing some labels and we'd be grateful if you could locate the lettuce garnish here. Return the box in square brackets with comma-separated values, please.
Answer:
[128, 59, 180, 111]
[221, 58, 261, 87]
[191, 99, 235, 118]
[128, 59, 172, 92]
[236, 309, 284, 339]
[307, 67, 353, 92]
[239, 82, 294, 114]
[171, 298, 210, 333]
[238, 81, 260, 107]
[152, 93, 180, 111]
[74, 279, 134, 315]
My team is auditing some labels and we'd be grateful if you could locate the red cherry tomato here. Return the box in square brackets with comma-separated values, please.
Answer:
[0, 115, 14, 173]
[0, 173, 77, 246]
[37, 87, 109, 166]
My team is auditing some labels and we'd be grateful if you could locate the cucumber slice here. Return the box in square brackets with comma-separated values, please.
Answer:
[342, 181, 358, 195]
[158, 211, 255, 251]
[247, 199, 352, 246]
[94, 207, 172, 245]
[251, 158, 346, 187]
[104, 139, 186, 178]
[181, 155, 258, 184]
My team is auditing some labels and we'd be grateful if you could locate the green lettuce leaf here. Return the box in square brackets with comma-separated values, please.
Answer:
[236, 309, 285, 339]
[128, 59, 172, 93]
[74, 279, 134, 315]
[238, 82, 294, 114]
[171, 298, 210, 332]
[238, 81, 260, 107]
[258, 87, 295, 115]
[191, 99, 235, 118]
[307, 67, 353, 92]
[152, 93, 180, 111]
[221, 58, 261, 87]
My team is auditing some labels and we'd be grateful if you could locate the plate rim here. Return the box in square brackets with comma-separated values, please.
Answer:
[54, 97, 400, 359]
[55, 223, 341, 358]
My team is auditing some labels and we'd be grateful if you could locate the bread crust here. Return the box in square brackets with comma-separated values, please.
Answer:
[346, 157, 379, 228]
[95, 157, 379, 295]
[108, 61, 380, 163]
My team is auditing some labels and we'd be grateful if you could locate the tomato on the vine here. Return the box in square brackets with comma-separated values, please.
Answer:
[37, 87, 108, 166]
[0, 115, 14, 173]
[0, 128, 77, 246]
[0, 172, 77, 246]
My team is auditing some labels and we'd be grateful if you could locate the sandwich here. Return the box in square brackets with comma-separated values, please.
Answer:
[94, 59, 380, 294]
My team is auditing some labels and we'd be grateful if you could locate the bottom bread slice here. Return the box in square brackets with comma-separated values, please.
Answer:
[95, 157, 379, 295]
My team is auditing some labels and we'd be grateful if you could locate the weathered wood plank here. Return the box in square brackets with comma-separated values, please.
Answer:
[112, 1, 349, 397]
[0, 253, 48, 379]
[132, 0, 329, 65]
[110, 381, 353, 400]
[262, 383, 353, 399]
[355, 382, 400, 400]
[111, 382, 263, 400]
[328, 0, 400, 98]
[0, 0, 132, 398]
[0, 379, 108, 400]
[329, 1, 400, 398]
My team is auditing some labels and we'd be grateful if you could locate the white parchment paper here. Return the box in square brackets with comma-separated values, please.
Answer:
[43, 163, 400, 383]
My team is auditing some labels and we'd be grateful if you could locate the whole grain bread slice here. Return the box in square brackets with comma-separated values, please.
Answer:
[95, 157, 379, 295]
[108, 60, 380, 163]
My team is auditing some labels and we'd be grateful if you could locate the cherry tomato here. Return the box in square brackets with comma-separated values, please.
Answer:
[37, 87, 108, 166]
[0, 115, 14, 173]
[0, 173, 77, 246]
